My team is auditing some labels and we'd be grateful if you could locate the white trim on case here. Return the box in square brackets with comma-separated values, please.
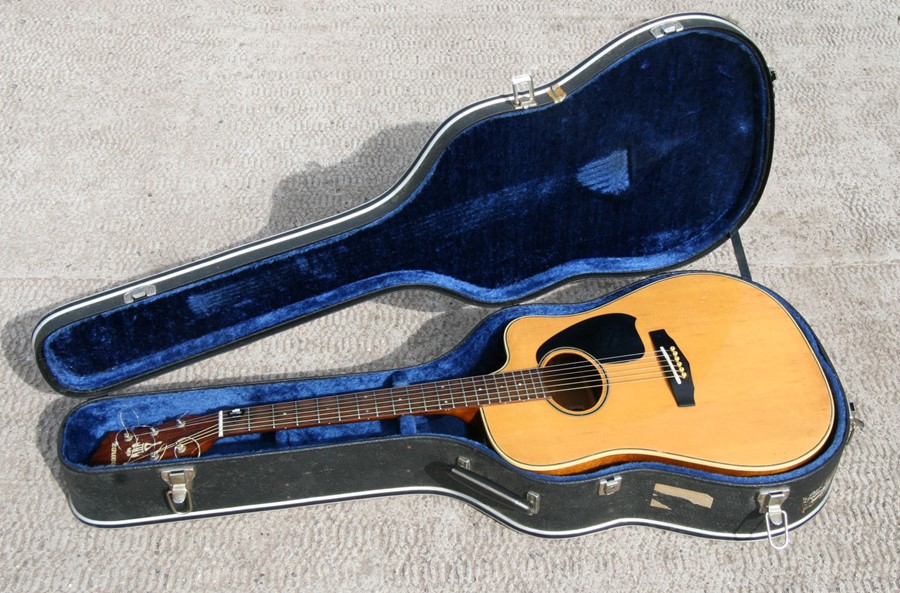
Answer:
[68, 484, 828, 541]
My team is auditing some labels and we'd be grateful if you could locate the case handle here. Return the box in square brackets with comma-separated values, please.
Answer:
[449, 458, 540, 515]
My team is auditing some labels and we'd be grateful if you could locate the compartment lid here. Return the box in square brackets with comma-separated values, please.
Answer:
[34, 14, 774, 396]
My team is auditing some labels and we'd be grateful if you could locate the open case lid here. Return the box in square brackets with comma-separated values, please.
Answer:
[34, 14, 774, 396]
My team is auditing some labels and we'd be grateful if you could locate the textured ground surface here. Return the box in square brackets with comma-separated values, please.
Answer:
[1, 2, 897, 591]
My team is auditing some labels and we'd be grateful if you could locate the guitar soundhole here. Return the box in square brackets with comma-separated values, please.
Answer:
[542, 349, 606, 415]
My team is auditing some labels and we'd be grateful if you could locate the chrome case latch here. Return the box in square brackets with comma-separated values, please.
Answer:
[511, 74, 537, 109]
[160, 467, 196, 514]
[597, 475, 622, 496]
[757, 488, 790, 550]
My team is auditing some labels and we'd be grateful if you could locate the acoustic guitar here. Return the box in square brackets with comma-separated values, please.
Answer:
[89, 273, 835, 476]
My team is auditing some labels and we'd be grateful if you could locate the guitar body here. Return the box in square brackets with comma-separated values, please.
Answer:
[481, 273, 835, 475]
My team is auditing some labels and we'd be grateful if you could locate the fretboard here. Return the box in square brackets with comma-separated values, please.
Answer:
[218, 367, 549, 437]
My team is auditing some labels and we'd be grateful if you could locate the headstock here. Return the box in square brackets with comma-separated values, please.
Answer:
[89, 415, 220, 466]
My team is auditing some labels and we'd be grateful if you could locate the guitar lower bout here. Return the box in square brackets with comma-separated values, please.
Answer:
[480, 273, 835, 476]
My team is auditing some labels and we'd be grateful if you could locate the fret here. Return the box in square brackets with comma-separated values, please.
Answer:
[424, 382, 436, 411]
[511, 371, 524, 401]
[525, 368, 539, 400]
[461, 377, 471, 407]
[431, 382, 443, 411]
[394, 387, 406, 415]
[294, 400, 306, 427]
[409, 384, 420, 414]
[436, 381, 447, 410]
[307, 399, 318, 425]
[512, 371, 524, 401]
[246, 407, 252, 432]
[475, 375, 488, 405]
[357, 392, 373, 419]
[500, 372, 513, 404]
[523, 371, 534, 399]
[490, 373, 502, 406]
[416, 383, 429, 414]
[521, 370, 533, 399]
[533, 367, 548, 399]
[502, 372, 514, 401]
[443, 380, 452, 410]
[301, 400, 310, 425]
[429, 382, 439, 411]
[450, 378, 461, 408]
[446, 379, 457, 409]
[473, 376, 484, 405]
[271, 404, 277, 429]
[335, 394, 342, 422]
[513, 370, 527, 400]
[449, 379, 458, 408]
[522, 370, 533, 399]
[528, 369, 545, 396]
[511, 371, 522, 401]
[405, 386, 414, 414]
[429, 381, 441, 412]
[507, 371, 519, 403]
[520, 369, 531, 400]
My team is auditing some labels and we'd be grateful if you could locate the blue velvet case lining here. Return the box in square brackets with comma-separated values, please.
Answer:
[41, 28, 771, 394]
[60, 272, 848, 491]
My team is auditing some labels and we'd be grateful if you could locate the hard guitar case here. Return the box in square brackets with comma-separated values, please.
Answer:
[33, 14, 853, 546]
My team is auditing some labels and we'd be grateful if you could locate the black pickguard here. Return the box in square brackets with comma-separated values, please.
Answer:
[536, 313, 644, 364]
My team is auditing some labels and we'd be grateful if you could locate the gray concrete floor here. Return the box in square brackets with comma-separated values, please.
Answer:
[1, 2, 896, 591]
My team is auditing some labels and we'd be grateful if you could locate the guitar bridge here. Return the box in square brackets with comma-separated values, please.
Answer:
[649, 329, 695, 407]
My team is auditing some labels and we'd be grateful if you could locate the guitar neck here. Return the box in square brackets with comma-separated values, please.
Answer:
[218, 367, 550, 437]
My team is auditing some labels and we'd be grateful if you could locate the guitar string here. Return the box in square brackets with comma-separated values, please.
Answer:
[224, 373, 675, 434]
[134, 351, 680, 430]
[116, 365, 684, 462]
[118, 371, 682, 464]
[138, 356, 679, 434]
[135, 355, 683, 435]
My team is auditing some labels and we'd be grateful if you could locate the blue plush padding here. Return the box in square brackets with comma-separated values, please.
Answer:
[61, 272, 848, 492]
[43, 28, 771, 393]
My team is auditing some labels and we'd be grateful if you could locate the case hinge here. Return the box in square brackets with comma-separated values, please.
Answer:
[511, 74, 537, 109]
[160, 467, 195, 514]
[757, 488, 790, 550]
[124, 283, 157, 304]
[650, 20, 684, 39]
